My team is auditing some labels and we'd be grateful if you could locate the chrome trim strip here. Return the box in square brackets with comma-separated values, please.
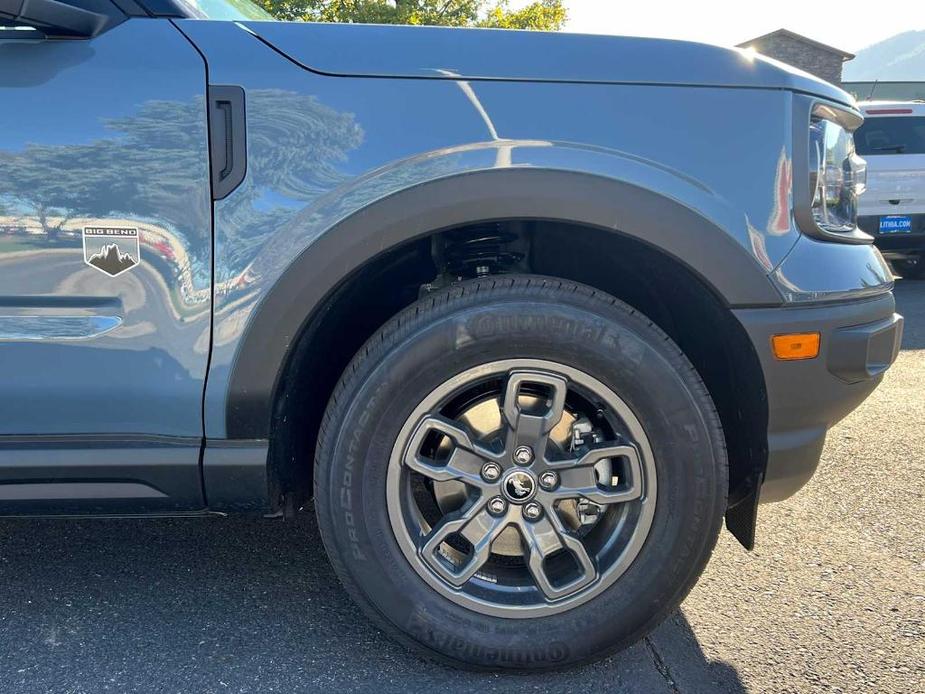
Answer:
[0, 315, 122, 341]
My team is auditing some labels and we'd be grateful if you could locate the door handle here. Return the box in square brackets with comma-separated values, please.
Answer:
[208, 85, 247, 200]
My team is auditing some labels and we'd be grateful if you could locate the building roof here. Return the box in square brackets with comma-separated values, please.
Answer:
[737, 29, 855, 61]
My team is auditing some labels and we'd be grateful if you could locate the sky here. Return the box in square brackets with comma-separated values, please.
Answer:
[547, 0, 923, 52]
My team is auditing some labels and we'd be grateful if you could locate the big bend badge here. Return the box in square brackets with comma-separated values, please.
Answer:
[83, 227, 140, 277]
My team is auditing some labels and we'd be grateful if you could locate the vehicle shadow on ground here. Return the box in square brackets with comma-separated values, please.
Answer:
[894, 279, 925, 350]
[0, 509, 745, 693]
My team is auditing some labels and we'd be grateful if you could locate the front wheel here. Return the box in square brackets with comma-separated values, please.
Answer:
[314, 276, 727, 670]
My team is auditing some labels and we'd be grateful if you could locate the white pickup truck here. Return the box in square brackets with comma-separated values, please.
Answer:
[856, 101, 925, 278]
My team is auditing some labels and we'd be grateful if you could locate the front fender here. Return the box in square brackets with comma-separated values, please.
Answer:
[215, 162, 782, 439]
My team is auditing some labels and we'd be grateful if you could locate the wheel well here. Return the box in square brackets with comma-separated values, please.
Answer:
[268, 220, 768, 524]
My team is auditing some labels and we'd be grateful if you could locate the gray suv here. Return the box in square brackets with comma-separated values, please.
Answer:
[0, 0, 903, 671]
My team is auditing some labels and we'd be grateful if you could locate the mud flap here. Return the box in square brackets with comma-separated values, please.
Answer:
[725, 488, 759, 550]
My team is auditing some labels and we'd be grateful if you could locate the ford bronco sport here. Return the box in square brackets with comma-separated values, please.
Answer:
[0, 0, 903, 671]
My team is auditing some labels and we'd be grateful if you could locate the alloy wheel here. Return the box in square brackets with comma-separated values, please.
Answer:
[387, 359, 657, 618]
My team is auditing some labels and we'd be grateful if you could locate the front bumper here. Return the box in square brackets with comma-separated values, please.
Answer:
[734, 293, 903, 503]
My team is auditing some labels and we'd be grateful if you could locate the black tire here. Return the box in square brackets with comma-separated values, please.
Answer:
[891, 256, 925, 280]
[314, 275, 727, 671]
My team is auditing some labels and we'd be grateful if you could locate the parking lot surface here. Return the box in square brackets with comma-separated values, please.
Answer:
[0, 282, 921, 693]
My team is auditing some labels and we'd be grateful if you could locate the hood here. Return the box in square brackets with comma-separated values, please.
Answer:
[242, 21, 854, 106]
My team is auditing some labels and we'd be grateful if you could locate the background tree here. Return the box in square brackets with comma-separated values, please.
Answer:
[256, 0, 567, 30]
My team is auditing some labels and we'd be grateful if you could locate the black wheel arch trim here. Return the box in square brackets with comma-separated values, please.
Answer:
[224, 168, 783, 439]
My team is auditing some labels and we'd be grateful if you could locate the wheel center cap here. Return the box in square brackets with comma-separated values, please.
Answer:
[502, 470, 537, 504]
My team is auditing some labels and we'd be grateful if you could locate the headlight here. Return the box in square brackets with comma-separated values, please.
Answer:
[808, 107, 867, 233]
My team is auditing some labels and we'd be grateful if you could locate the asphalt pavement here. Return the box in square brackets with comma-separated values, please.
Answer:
[0, 282, 922, 693]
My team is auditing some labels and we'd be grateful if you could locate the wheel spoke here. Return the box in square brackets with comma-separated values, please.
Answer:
[403, 415, 499, 485]
[501, 370, 568, 459]
[521, 510, 597, 600]
[419, 500, 509, 587]
[548, 443, 644, 505]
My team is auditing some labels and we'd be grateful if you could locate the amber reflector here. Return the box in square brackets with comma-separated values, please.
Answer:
[771, 333, 820, 360]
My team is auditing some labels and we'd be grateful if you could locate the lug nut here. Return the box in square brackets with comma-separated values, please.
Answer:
[523, 501, 543, 521]
[487, 496, 508, 516]
[539, 471, 559, 490]
[481, 462, 502, 482]
[513, 445, 534, 465]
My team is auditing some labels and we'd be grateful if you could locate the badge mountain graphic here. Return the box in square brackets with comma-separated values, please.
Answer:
[87, 243, 137, 275]
[82, 227, 140, 277]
